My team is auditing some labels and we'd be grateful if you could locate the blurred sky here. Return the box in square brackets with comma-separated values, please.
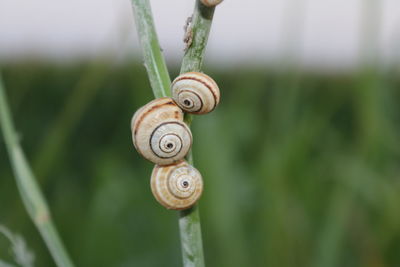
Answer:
[0, 0, 399, 69]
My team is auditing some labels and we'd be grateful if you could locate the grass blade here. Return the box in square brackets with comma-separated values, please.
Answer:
[0, 75, 74, 267]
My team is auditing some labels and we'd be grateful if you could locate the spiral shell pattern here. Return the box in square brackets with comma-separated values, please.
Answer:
[151, 161, 203, 210]
[131, 97, 192, 165]
[171, 72, 220, 114]
[200, 0, 223, 7]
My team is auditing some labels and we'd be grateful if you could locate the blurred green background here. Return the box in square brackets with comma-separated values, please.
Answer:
[0, 59, 399, 267]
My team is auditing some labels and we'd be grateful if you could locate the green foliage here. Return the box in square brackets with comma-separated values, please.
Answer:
[0, 62, 399, 266]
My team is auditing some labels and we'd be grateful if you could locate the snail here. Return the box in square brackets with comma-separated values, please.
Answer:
[200, 0, 224, 7]
[131, 97, 192, 166]
[171, 72, 220, 115]
[151, 161, 203, 210]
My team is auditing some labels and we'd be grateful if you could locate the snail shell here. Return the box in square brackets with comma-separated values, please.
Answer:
[200, 0, 223, 7]
[171, 72, 220, 114]
[131, 97, 192, 165]
[151, 161, 203, 210]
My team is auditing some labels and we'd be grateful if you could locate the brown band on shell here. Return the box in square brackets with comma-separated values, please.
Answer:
[133, 98, 177, 138]
[151, 161, 203, 210]
[172, 72, 220, 112]
[131, 97, 191, 165]
[149, 122, 184, 159]
[178, 89, 204, 112]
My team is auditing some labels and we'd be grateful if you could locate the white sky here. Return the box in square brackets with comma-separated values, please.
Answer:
[0, 0, 399, 69]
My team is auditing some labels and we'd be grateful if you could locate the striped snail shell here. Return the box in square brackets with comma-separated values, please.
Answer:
[200, 0, 223, 7]
[151, 161, 203, 210]
[171, 72, 220, 115]
[131, 97, 192, 166]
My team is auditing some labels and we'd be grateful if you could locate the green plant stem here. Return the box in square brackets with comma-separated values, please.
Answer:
[0, 75, 74, 267]
[180, 0, 215, 128]
[131, 1, 215, 266]
[178, 2, 215, 267]
[131, 0, 171, 98]
[180, 2, 215, 74]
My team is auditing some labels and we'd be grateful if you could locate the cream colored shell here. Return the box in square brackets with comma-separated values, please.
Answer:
[200, 0, 223, 7]
[171, 72, 220, 114]
[151, 161, 203, 210]
[131, 97, 192, 165]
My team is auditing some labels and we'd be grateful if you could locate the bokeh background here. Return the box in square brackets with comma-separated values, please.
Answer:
[1, 0, 400, 266]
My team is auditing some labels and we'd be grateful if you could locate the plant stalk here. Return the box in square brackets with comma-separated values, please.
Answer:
[0, 75, 74, 267]
[131, 0, 171, 98]
[131, 1, 216, 266]
[178, 2, 215, 267]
